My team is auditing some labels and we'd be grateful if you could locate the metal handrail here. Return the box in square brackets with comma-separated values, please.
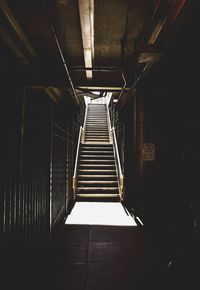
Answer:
[106, 102, 112, 143]
[82, 102, 88, 142]
[111, 126, 124, 201]
[72, 126, 84, 199]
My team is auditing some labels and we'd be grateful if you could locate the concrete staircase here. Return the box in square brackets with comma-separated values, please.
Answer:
[76, 104, 120, 201]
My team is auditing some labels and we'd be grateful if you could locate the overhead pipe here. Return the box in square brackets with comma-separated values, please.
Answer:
[130, 63, 150, 92]
[117, 73, 127, 102]
[42, 1, 79, 105]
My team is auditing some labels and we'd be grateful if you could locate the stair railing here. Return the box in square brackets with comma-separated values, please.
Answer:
[72, 126, 84, 199]
[106, 103, 124, 200]
[111, 127, 124, 201]
[82, 101, 88, 141]
[106, 104, 113, 143]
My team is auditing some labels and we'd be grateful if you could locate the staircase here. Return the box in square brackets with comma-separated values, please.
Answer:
[76, 104, 120, 201]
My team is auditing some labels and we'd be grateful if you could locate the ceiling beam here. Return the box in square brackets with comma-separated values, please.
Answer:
[78, 0, 94, 80]
[0, 0, 37, 58]
[0, 27, 29, 64]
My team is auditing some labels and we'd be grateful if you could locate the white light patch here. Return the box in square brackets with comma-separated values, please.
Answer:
[65, 202, 137, 226]
[84, 48, 93, 79]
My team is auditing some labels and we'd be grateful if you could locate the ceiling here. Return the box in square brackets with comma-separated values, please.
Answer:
[0, 0, 191, 102]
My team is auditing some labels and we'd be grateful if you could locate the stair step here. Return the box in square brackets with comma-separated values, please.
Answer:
[85, 131, 108, 133]
[84, 142, 110, 144]
[85, 139, 109, 142]
[78, 175, 117, 180]
[81, 144, 113, 147]
[76, 193, 120, 199]
[86, 121, 107, 123]
[85, 138, 109, 144]
[85, 137, 109, 139]
[86, 128, 108, 130]
[87, 117, 107, 119]
[86, 125, 108, 127]
[77, 187, 118, 192]
[80, 159, 115, 164]
[79, 169, 116, 174]
[78, 180, 117, 184]
[81, 146, 113, 150]
[79, 164, 115, 168]
[86, 133, 108, 135]
[85, 134, 108, 137]
[85, 133, 108, 135]
[85, 136, 109, 138]
[81, 151, 113, 154]
[84, 140, 110, 142]
[80, 155, 114, 159]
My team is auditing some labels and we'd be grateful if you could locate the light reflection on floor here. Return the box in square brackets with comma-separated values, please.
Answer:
[65, 202, 137, 226]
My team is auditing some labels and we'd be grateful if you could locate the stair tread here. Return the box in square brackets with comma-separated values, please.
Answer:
[80, 159, 114, 163]
[81, 151, 113, 154]
[80, 155, 114, 158]
[78, 174, 117, 178]
[78, 181, 118, 184]
[76, 194, 119, 198]
[79, 169, 116, 172]
[77, 187, 118, 190]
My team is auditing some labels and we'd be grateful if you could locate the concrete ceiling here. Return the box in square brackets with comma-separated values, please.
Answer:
[0, 0, 191, 96]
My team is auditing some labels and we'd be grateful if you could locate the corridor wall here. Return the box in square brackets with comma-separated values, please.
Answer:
[0, 75, 79, 240]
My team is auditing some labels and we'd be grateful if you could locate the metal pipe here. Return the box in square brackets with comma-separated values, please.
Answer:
[118, 73, 127, 102]
[42, 1, 79, 105]
[130, 63, 150, 92]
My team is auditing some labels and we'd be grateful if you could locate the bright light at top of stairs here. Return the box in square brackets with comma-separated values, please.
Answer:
[65, 202, 137, 226]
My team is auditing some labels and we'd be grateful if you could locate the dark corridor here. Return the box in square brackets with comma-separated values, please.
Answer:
[0, 1, 200, 289]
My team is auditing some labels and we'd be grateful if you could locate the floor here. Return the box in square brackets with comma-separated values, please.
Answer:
[54, 202, 150, 290]
[65, 202, 137, 226]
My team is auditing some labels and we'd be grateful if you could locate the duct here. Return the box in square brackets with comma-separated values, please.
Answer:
[0, 0, 37, 58]
[0, 27, 29, 64]
[42, 1, 79, 105]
